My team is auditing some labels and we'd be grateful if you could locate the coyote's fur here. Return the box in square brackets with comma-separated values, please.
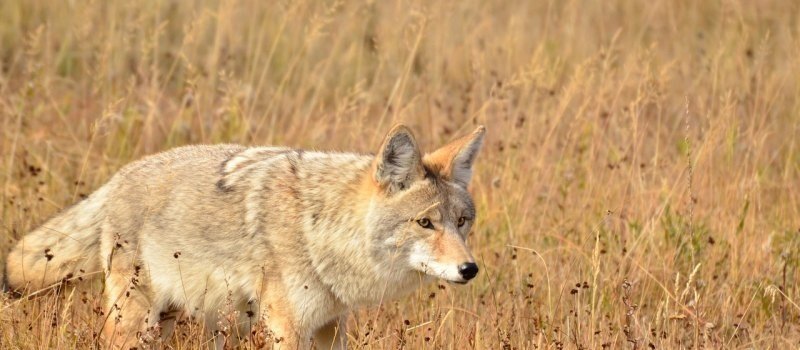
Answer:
[5, 124, 486, 349]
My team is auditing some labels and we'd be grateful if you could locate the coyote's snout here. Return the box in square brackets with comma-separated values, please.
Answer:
[5, 124, 486, 349]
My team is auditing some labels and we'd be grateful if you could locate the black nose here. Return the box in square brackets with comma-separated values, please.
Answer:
[458, 263, 479, 280]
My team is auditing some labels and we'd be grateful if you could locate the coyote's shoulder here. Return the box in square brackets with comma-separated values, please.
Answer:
[5, 125, 486, 349]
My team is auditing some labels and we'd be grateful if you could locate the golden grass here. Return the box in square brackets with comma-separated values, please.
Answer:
[2, 0, 799, 348]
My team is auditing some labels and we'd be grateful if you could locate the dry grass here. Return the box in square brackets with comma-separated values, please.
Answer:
[2, 0, 800, 348]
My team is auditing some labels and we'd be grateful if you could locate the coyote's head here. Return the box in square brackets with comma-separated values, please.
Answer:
[365, 124, 485, 285]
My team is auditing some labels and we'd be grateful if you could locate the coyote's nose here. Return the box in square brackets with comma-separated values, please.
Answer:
[458, 263, 479, 280]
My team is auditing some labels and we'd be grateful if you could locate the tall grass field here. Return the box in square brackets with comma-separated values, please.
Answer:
[1, 0, 799, 348]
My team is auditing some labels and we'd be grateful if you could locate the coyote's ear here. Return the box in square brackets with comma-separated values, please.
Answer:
[373, 124, 423, 193]
[424, 126, 486, 187]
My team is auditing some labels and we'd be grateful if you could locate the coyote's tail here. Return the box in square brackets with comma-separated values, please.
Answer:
[5, 185, 109, 293]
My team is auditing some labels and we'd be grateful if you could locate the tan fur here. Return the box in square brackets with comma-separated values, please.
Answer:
[5, 125, 485, 349]
[423, 126, 485, 186]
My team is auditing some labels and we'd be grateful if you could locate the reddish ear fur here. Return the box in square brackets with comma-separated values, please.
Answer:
[423, 126, 486, 186]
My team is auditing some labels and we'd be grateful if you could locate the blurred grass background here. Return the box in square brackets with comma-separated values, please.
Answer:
[1, 0, 799, 348]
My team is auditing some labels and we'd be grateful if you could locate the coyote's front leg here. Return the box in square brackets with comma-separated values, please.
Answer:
[264, 314, 306, 349]
[258, 296, 308, 349]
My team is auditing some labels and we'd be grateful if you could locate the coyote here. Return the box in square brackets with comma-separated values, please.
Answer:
[5, 124, 486, 349]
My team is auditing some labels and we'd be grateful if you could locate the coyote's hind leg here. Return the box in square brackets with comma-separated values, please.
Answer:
[101, 270, 152, 349]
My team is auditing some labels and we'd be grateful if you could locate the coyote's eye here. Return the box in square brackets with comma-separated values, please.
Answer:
[458, 217, 467, 227]
[417, 218, 434, 229]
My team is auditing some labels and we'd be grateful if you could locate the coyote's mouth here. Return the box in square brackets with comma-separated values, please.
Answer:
[417, 262, 470, 284]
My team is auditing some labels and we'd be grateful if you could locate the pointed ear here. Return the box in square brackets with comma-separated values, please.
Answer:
[424, 126, 486, 187]
[373, 124, 423, 193]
